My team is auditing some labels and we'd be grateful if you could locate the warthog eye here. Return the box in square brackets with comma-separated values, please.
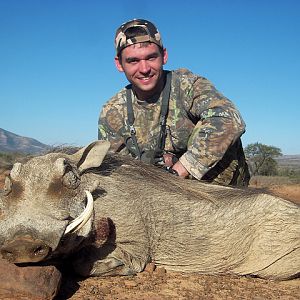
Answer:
[62, 170, 80, 189]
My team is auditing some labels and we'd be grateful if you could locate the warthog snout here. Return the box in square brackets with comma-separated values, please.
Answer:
[1, 235, 51, 263]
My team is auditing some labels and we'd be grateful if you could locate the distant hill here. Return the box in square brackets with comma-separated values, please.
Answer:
[0, 128, 49, 154]
[276, 155, 300, 171]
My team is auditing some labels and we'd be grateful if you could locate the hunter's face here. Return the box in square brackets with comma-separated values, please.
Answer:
[115, 43, 168, 100]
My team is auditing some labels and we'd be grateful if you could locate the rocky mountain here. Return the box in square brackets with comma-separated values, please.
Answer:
[0, 128, 49, 154]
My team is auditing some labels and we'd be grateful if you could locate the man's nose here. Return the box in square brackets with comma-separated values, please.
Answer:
[139, 60, 151, 74]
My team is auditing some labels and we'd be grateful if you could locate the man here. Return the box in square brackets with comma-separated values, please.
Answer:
[98, 19, 250, 186]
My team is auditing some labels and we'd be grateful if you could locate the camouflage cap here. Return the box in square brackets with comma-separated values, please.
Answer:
[115, 19, 163, 55]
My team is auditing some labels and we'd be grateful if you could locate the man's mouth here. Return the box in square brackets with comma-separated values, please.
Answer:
[137, 75, 154, 84]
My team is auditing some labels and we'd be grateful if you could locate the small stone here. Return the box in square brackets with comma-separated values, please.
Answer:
[144, 262, 156, 274]
[0, 258, 61, 300]
[90, 285, 100, 294]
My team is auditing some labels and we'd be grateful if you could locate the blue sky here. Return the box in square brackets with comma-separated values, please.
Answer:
[1, 0, 299, 154]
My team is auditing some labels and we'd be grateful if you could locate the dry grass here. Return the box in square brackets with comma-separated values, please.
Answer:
[250, 175, 300, 187]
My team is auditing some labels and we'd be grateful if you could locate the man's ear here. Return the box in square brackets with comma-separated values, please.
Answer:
[115, 56, 124, 72]
[163, 48, 168, 65]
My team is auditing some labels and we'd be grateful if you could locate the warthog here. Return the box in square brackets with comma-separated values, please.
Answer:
[0, 141, 299, 280]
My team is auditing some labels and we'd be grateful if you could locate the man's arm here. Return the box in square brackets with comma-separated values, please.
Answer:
[98, 105, 126, 153]
[177, 76, 246, 180]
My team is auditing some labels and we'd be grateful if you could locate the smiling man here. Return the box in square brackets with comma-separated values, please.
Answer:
[98, 19, 250, 186]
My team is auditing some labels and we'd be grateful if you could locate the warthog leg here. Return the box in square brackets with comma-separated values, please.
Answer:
[71, 244, 141, 277]
[89, 256, 137, 276]
[73, 251, 136, 277]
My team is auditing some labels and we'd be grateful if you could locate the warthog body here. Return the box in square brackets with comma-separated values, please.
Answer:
[0, 141, 299, 280]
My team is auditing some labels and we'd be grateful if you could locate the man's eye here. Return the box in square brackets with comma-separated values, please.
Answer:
[126, 59, 139, 64]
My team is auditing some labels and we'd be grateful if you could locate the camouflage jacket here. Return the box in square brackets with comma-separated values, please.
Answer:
[98, 68, 250, 186]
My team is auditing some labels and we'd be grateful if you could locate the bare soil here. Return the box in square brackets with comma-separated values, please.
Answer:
[0, 174, 299, 299]
[56, 269, 300, 300]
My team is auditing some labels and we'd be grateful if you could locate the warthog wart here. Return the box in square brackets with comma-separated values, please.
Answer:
[0, 141, 299, 280]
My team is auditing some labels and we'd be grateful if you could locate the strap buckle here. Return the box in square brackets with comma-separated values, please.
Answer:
[129, 124, 136, 135]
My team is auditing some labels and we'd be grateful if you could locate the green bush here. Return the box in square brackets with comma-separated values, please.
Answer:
[245, 142, 282, 176]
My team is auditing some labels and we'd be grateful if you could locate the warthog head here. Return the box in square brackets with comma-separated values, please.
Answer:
[0, 141, 110, 264]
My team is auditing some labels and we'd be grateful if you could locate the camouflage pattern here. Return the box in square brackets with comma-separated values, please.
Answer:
[98, 68, 250, 186]
[115, 19, 163, 55]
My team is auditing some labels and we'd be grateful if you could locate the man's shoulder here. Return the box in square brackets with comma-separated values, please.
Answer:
[172, 68, 196, 77]
[102, 88, 127, 111]
[171, 68, 217, 91]
[171, 68, 202, 79]
[170, 68, 209, 85]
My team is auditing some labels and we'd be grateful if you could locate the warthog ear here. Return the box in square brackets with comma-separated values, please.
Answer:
[71, 141, 111, 173]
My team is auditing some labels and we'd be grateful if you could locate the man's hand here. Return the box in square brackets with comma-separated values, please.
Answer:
[163, 153, 177, 167]
[171, 161, 189, 178]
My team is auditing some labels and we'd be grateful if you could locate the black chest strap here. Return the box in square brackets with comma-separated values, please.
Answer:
[126, 71, 172, 160]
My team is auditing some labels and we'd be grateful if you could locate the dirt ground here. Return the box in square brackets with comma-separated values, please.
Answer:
[0, 174, 299, 299]
[57, 268, 300, 300]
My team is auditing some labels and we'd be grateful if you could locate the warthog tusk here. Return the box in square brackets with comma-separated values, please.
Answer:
[64, 191, 94, 235]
